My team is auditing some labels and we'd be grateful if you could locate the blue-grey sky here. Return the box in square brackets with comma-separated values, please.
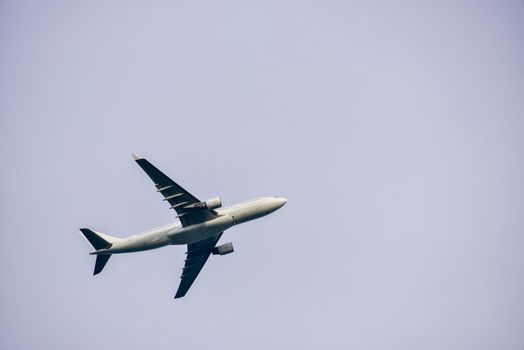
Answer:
[1, 1, 523, 349]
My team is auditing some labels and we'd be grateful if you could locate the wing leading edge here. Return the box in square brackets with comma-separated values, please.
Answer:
[175, 233, 223, 299]
[132, 154, 217, 226]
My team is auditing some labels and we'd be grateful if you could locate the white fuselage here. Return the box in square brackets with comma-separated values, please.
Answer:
[91, 197, 287, 255]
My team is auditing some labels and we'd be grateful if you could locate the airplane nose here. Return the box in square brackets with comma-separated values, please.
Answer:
[275, 197, 287, 209]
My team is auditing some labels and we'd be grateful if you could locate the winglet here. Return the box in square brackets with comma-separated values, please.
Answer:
[132, 153, 142, 160]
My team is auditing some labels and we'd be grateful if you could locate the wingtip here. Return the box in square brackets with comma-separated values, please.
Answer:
[132, 153, 142, 161]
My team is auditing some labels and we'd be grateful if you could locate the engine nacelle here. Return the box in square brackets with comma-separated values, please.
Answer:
[204, 197, 222, 209]
[212, 242, 234, 255]
[186, 197, 222, 210]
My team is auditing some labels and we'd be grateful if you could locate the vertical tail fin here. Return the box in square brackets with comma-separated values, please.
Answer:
[80, 228, 112, 250]
[79, 228, 119, 275]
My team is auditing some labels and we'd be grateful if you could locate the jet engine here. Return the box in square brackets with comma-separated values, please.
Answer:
[186, 197, 222, 209]
[204, 197, 222, 209]
[212, 242, 234, 255]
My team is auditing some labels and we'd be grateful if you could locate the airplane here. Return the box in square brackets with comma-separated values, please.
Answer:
[79, 154, 287, 299]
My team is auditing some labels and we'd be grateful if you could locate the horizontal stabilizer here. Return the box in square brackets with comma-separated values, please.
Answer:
[94, 254, 111, 275]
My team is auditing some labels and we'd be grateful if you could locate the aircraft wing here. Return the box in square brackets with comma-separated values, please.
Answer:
[133, 154, 217, 227]
[175, 233, 222, 299]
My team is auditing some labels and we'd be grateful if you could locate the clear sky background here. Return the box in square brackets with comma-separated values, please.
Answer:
[1, 1, 523, 349]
